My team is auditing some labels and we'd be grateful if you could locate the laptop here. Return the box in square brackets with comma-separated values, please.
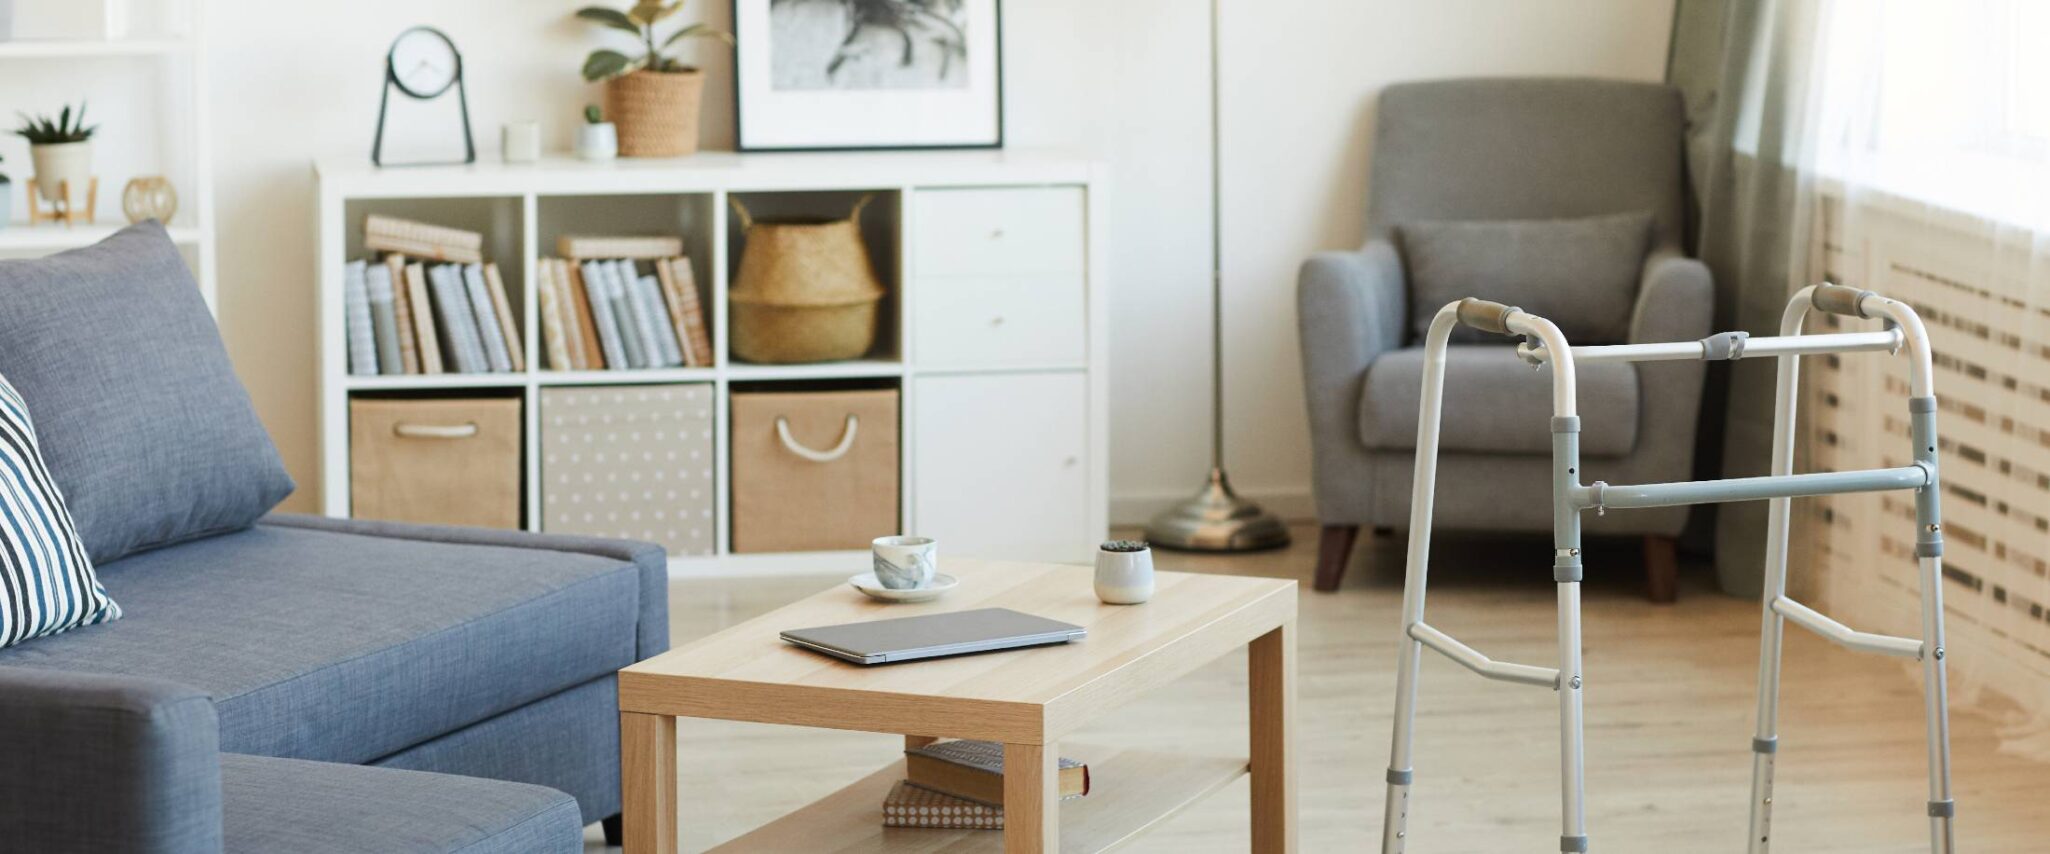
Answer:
[780, 607, 1086, 665]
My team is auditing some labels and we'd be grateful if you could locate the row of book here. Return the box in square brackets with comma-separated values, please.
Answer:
[537, 255, 713, 371]
[344, 257, 524, 376]
[881, 739, 1090, 830]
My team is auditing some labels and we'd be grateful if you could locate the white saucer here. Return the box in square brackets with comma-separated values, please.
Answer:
[849, 571, 958, 603]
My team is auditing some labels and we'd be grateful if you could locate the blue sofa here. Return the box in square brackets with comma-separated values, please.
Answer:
[0, 224, 668, 852]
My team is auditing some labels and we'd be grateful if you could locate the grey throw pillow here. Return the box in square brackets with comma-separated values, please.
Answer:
[0, 222, 294, 563]
[1397, 211, 1653, 344]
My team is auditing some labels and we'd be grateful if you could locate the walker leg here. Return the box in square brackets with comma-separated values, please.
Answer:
[1747, 322, 1804, 854]
[1381, 633, 1421, 853]
[1909, 397, 1955, 853]
[1557, 581, 1587, 852]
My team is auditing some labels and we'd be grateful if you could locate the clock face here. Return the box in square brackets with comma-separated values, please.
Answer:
[389, 27, 460, 99]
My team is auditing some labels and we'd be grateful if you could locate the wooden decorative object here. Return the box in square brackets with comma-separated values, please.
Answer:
[26, 176, 97, 226]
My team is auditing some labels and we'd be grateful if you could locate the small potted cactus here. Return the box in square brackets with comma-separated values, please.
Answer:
[575, 104, 618, 161]
[1095, 539, 1155, 605]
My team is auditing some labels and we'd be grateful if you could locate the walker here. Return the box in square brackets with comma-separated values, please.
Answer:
[1379, 285, 1956, 853]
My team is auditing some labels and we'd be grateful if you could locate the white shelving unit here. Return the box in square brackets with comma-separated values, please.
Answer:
[315, 150, 1110, 574]
[0, 0, 215, 304]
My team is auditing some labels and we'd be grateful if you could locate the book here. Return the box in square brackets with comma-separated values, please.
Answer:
[343, 260, 377, 376]
[904, 740, 1089, 807]
[385, 254, 421, 374]
[581, 260, 631, 370]
[365, 264, 403, 376]
[464, 263, 513, 373]
[562, 260, 606, 370]
[483, 263, 526, 373]
[364, 215, 484, 263]
[537, 260, 575, 371]
[429, 264, 487, 373]
[882, 780, 1003, 830]
[624, 263, 682, 367]
[404, 263, 444, 374]
[606, 262, 648, 369]
[652, 259, 697, 366]
[665, 258, 714, 368]
[557, 234, 685, 260]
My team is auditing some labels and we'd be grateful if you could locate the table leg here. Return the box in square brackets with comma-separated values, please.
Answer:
[1250, 621, 1298, 853]
[621, 712, 678, 854]
[1003, 741, 1059, 852]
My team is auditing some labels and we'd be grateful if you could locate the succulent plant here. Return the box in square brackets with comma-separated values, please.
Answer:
[584, 104, 605, 124]
[576, 1, 733, 81]
[1101, 539, 1150, 553]
[14, 103, 97, 145]
[0, 153, 9, 184]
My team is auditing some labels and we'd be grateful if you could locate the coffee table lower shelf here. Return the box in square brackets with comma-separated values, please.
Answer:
[706, 745, 1249, 853]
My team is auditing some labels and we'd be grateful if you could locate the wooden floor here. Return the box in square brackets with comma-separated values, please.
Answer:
[588, 525, 2050, 852]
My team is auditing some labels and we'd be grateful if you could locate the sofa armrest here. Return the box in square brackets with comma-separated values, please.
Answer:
[0, 666, 223, 854]
[1297, 239, 1408, 523]
[258, 514, 670, 660]
[1629, 250, 1715, 345]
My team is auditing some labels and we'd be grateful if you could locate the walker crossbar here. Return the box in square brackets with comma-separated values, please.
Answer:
[1379, 286, 1956, 853]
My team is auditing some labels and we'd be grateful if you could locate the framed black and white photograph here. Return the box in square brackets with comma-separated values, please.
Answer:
[734, 0, 1003, 151]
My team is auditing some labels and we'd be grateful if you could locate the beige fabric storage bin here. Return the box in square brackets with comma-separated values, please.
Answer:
[540, 384, 716, 557]
[351, 397, 523, 529]
[731, 388, 899, 553]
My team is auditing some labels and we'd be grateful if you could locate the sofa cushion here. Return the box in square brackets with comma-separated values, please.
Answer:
[0, 222, 293, 564]
[221, 754, 581, 854]
[0, 521, 639, 763]
[1397, 211, 1651, 345]
[1359, 345, 1639, 457]
[0, 371, 121, 648]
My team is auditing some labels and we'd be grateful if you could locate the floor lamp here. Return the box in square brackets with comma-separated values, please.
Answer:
[1145, 0, 1290, 552]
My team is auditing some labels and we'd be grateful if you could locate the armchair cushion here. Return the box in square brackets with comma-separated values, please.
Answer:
[0, 222, 293, 564]
[1360, 345, 1640, 457]
[1397, 211, 1652, 344]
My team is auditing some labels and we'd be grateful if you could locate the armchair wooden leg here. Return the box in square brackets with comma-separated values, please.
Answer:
[1314, 524, 1360, 592]
[1372, 526, 1394, 538]
[1643, 535, 1679, 604]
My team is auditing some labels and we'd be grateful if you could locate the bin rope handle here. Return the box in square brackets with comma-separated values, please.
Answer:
[393, 421, 479, 439]
[775, 415, 858, 463]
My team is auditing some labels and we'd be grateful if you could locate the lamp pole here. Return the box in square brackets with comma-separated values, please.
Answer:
[1144, 0, 1290, 552]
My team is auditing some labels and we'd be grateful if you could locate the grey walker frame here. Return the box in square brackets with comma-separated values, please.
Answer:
[1380, 284, 1956, 852]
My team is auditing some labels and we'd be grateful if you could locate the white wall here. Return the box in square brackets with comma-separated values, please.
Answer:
[196, 0, 1672, 520]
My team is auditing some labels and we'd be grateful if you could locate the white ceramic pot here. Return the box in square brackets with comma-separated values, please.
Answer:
[29, 141, 91, 205]
[1095, 545, 1155, 605]
[575, 123, 618, 161]
[0, 181, 11, 230]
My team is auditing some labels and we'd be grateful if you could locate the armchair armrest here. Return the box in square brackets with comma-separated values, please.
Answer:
[258, 513, 670, 660]
[0, 666, 223, 853]
[1297, 239, 1408, 523]
[1629, 249, 1715, 345]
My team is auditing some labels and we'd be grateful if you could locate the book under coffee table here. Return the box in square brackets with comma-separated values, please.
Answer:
[617, 559, 1299, 853]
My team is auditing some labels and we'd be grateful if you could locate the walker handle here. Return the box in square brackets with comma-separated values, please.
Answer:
[1455, 298, 1519, 336]
[1810, 284, 1875, 318]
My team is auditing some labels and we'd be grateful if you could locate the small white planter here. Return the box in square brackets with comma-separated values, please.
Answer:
[0, 181, 12, 229]
[575, 123, 618, 161]
[1094, 541, 1155, 605]
[29, 141, 92, 205]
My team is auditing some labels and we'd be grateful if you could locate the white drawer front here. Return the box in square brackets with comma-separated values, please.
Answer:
[914, 187, 1085, 277]
[912, 373, 1091, 562]
[914, 274, 1086, 368]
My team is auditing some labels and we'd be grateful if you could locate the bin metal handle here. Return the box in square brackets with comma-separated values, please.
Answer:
[393, 421, 480, 439]
[775, 415, 858, 463]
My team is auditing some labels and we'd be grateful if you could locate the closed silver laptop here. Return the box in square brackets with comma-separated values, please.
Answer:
[780, 607, 1086, 665]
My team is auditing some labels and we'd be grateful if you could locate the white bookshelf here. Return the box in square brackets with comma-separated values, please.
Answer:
[0, 1, 215, 305]
[315, 150, 1110, 574]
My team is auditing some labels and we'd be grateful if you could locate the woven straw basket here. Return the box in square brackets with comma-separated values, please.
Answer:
[728, 195, 886, 363]
[605, 69, 704, 157]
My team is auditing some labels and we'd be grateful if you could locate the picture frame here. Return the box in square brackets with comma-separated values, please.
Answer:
[733, 0, 1004, 152]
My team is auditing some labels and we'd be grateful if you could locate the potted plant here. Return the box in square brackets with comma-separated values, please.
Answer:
[1094, 540, 1155, 605]
[576, 104, 619, 161]
[0, 154, 11, 231]
[14, 103, 96, 213]
[576, 1, 732, 157]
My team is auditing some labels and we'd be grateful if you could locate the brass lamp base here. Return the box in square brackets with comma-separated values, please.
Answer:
[1144, 468, 1292, 552]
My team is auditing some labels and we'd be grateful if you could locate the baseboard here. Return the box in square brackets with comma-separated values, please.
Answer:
[1109, 487, 1316, 528]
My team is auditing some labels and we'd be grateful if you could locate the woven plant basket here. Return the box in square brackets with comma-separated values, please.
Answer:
[605, 69, 704, 157]
[729, 195, 885, 364]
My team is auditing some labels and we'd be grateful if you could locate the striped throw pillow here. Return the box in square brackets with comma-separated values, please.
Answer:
[0, 371, 120, 648]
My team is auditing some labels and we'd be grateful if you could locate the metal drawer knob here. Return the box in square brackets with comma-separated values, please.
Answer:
[990, 316, 1006, 327]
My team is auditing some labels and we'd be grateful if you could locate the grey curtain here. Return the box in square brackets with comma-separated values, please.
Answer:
[1666, 0, 1825, 595]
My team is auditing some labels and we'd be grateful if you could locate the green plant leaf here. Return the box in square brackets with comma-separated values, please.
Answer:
[576, 7, 642, 34]
[582, 49, 636, 81]
[626, 0, 671, 26]
[662, 22, 734, 48]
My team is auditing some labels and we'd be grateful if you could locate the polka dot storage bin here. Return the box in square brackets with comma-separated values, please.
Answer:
[540, 384, 716, 556]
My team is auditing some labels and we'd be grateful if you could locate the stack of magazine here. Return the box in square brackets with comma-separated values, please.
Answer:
[343, 215, 523, 377]
[883, 740, 1089, 830]
[538, 235, 713, 371]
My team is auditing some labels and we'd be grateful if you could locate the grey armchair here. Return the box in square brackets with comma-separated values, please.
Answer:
[1298, 78, 1713, 600]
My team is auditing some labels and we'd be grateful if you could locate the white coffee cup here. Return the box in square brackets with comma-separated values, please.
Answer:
[872, 535, 937, 590]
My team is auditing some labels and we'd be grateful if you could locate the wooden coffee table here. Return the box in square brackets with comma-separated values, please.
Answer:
[617, 559, 1298, 853]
